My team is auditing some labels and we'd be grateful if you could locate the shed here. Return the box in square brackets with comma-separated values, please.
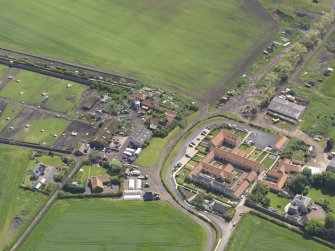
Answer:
[267, 97, 306, 124]
[130, 128, 152, 148]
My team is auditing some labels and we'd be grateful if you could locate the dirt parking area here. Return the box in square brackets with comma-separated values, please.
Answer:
[54, 120, 97, 149]
[307, 203, 326, 220]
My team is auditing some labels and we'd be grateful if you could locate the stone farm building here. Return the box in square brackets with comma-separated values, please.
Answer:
[188, 130, 262, 200]
[267, 97, 306, 124]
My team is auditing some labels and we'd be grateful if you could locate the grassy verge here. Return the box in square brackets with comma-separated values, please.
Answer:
[136, 111, 200, 167]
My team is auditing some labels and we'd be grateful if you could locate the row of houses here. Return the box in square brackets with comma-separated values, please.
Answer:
[188, 130, 262, 200]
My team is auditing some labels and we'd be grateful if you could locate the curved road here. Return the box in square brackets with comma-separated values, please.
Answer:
[162, 118, 279, 250]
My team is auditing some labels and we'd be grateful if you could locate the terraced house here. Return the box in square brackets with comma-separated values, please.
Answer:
[188, 130, 262, 200]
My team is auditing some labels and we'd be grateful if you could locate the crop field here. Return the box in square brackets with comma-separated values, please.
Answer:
[0, 71, 87, 115]
[0, 0, 276, 98]
[0, 108, 71, 146]
[0, 102, 22, 131]
[20, 200, 206, 251]
[0, 146, 49, 250]
[226, 214, 332, 251]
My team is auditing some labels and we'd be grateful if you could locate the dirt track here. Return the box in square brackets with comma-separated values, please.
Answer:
[200, 0, 278, 104]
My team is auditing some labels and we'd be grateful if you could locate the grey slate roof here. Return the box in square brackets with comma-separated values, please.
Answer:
[268, 97, 306, 121]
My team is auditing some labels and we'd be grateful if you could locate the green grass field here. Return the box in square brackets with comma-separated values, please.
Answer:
[226, 214, 332, 251]
[291, 84, 335, 140]
[136, 126, 180, 167]
[0, 64, 7, 76]
[0, 104, 22, 132]
[18, 117, 70, 145]
[20, 200, 206, 251]
[0, 71, 87, 114]
[0, 0, 274, 96]
[0, 146, 49, 250]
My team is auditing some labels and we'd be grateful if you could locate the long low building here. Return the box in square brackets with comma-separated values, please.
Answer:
[188, 130, 262, 200]
[267, 97, 306, 124]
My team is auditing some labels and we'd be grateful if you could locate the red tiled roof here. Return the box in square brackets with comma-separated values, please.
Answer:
[211, 131, 240, 148]
[272, 136, 289, 150]
[234, 180, 250, 198]
[214, 148, 263, 173]
[246, 171, 257, 183]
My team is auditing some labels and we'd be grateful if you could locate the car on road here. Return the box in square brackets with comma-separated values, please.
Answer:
[239, 212, 244, 216]
[233, 222, 237, 227]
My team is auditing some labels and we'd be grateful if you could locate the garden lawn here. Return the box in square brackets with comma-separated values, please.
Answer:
[19, 117, 70, 145]
[226, 214, 332, 251]
[0, 104, 21, 132]
[0, 71, 87, 114]
[266, 192, 291, 213]
[308, 188, 335, 210]
[255, 151, 267, 163]
[248, 149, 262, 161]
[0, 146, 49, 250]
[20, 200, 206, 251]
[75, 165, 108, 185]
[0, 0, 275, 97]
[261, 155, 277, 168]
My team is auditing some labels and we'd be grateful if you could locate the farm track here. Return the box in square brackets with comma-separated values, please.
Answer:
[0, 47, 137, 88]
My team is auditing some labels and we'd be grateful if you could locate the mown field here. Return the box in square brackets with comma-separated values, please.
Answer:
[19, 200, 206, 251]
[0, 0, 275, 97]
[226, 214, 332, 251]
[0, 104, 21, 131]
[0, 71, 87, 115]
[1, 114, 71, 146]
[0, 146, 49, 250]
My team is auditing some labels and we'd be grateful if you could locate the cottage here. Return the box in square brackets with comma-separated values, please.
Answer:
[30, 163, 47, 180]
[90, 175, 110, 193]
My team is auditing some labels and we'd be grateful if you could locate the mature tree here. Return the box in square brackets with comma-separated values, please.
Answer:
[325, 138, 334, 152]
[108, 159, 123, 175]
[313, 172, 335, 190]
[193, 194, 205, 209]
[325, 212, 335, 229]
[302, 168, 313, 183]
[302, 30, 320, 49]
[305, 219, 323, 235]
[274, 60, 294, 80]
[288, 174, 310, 194]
